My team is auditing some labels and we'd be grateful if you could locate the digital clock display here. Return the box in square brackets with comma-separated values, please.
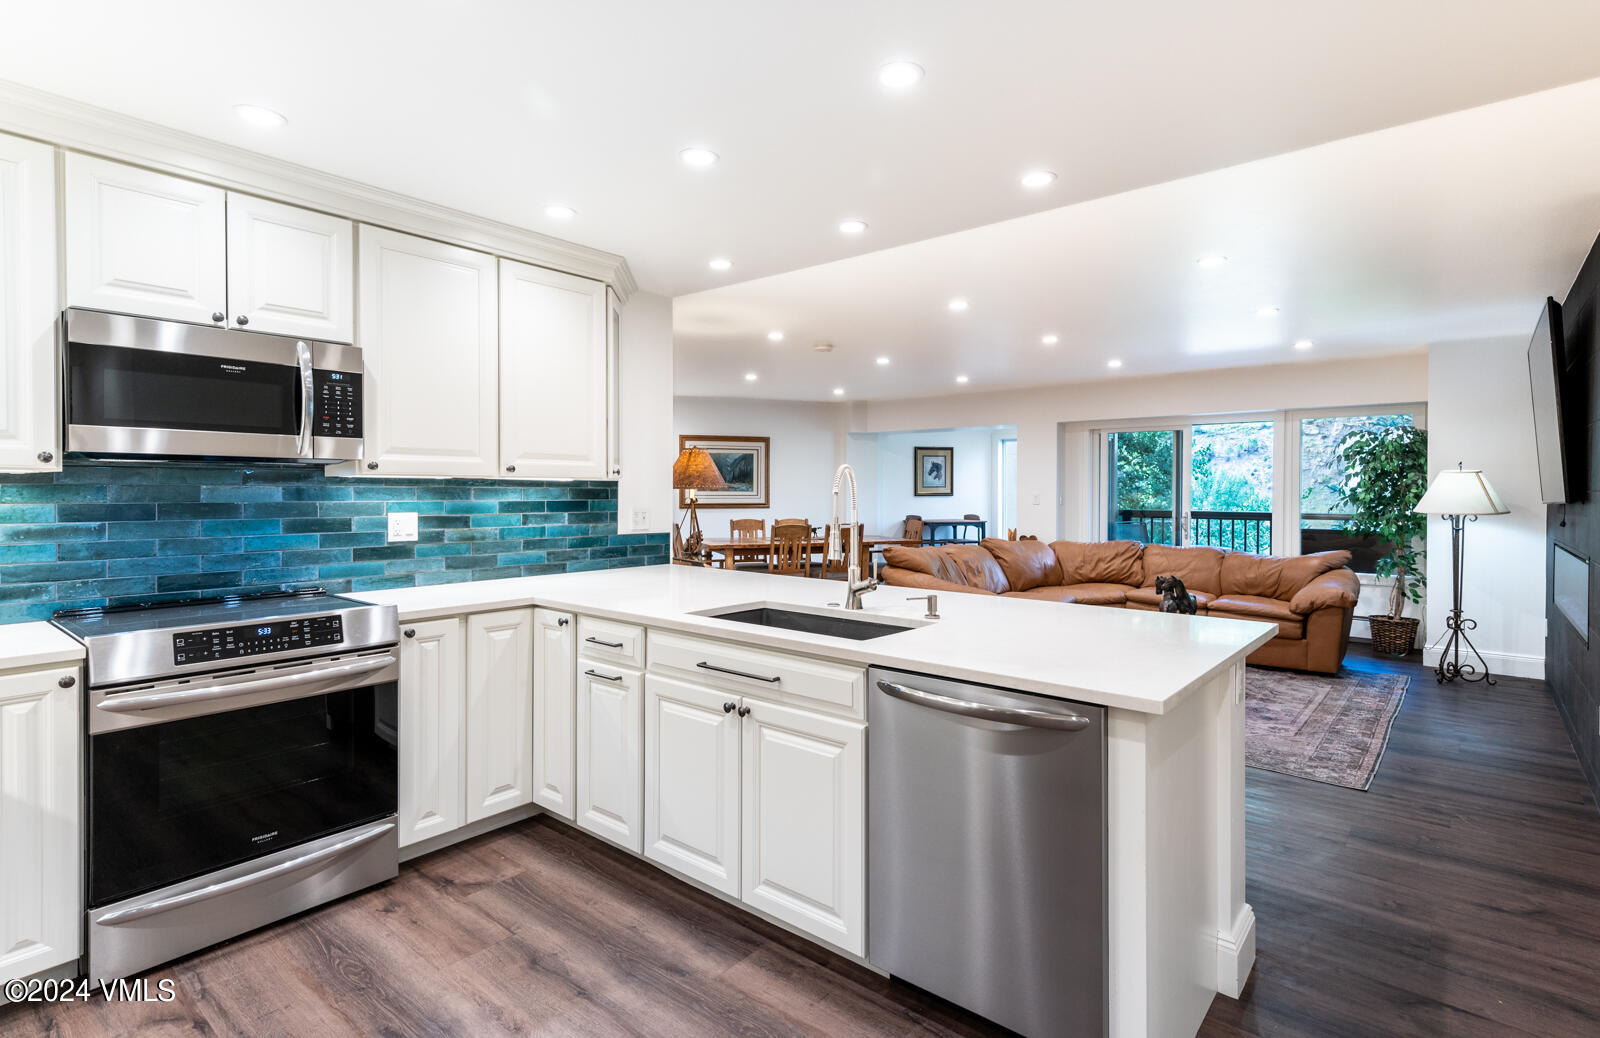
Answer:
[173, 616, 344, 665]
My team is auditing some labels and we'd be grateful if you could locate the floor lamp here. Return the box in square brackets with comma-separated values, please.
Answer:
[673, 446, 727, 563]
[1413, 464, 1508, 685]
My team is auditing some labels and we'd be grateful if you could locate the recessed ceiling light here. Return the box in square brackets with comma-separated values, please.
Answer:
[955, 375, 969, 384]
[679, 147, 719, 169]
[543, 204, 576, 220]
[876, 356, 891, 366]
[878, 61, 924, 90]
[744, 372, 758, 382]
[767, 330, 784, 342]
[1041, 333, 1059, 345]
[1196, 254, 1227, 269]
[832, 387, 845, 396]
[233, 104, 287, 128]
[1020, 170, 1057, 189]
[1107, 359, 1123, 369]
[1256, 306, 1279, 318]
[708, 257, 732, 272]
[1293, 339, 1314, 351]
[838, 219, 868, 235]
[947, 298, 969, 312]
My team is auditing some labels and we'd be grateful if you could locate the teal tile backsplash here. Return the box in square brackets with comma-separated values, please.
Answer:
[0, 463, 667, 621]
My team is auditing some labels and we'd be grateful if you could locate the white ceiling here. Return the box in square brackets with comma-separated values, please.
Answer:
[3, 1, 1600, 300]
[675, 77, 1600, 400]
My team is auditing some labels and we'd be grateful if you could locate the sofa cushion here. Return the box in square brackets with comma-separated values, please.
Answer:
[1208, 594, 1304, 639]
[1050, 540, 1144, 586]
[1056, 582, 1130, 606]
[981, 537, 1062, 592]
[881, 544, 1011, 594]
[1288, 568, 1361, 614]
[1140, 544, 1225, 596]
[1125, 586, 1215, 610]
[1003, 586, 1080, 604]
[1220, 549, 1353, 600]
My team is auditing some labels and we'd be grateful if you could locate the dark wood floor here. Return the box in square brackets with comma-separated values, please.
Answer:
[4, 646, 1597, 1037]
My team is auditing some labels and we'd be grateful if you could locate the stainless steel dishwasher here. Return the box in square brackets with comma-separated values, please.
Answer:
[867, 667, 1106, 1038]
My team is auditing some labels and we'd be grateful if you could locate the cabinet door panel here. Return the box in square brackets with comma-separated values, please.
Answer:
[0, 666, 81, 982]
[644, 674, 740, 896]
[741, 699, 866, 955]
[533, 609, 576, 819]
[0, 132, 59, 473]
[356, 226, 497, 476]
[466, 609, 535, 823]
[65, 154, 226, 325]
[575, 664, 643, 852]
[499, 259, 607, 478]
[226, 193, 352, 341]
[398, 618, 464, 847]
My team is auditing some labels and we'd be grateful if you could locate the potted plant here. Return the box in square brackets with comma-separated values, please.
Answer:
[1335, 424, 1428, 656]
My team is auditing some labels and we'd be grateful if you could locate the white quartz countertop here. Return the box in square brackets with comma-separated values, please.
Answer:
[353, 565, 1275, 714]
[0, 621, 87, 671]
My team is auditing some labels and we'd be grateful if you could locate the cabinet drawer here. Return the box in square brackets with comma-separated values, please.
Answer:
[648, 630, 863, 715]
[578, 615, 645, 669]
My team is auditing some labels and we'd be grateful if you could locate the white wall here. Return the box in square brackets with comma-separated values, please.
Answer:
[1424, 336, 1547, 679]
[672, 396, 847, 537]
[617, 291, 675, 533]
[871, 427, 1013, 535]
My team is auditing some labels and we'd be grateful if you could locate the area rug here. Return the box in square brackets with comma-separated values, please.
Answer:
[1244, 668, 1409, 790]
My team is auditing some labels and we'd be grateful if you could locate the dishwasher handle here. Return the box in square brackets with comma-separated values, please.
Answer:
[876, 679, 1091, 731]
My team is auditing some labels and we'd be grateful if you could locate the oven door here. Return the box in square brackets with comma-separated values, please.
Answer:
[64, 308, 314, 460]
[87, 651, 399, 908]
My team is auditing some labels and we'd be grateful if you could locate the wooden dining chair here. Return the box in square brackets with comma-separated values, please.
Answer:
[770, 520, 812, 576]
[729, 517, 767, 567]
[822, 523, 865, 576]
[902, 515, 924, 541]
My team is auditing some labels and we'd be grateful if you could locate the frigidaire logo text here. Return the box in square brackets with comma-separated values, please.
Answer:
[251, 830, 279, 844]
[219, 363, 247, 373]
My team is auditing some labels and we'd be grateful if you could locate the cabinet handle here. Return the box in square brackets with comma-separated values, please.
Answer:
[212, 311, 225, 323]
[585, 637, 624, 649]
[58, 675, 76, 689]
[722, 701, 736, 713]
[235, 314, 250, 326]
[696, 661, 781, 684]
[505, 465, 516, 473]
[736, 705, 751, 717]
[557, 617, 570, 627]
[36, 450, 53, 463]
[404, 629, 415, 639]
[367, 462, 379, 470]
[584, 668, 624, 683]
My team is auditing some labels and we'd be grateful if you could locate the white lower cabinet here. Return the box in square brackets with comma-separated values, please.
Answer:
[0, 664, 82, 984]
[465, 609, 535, 823]
[397, 618, 465, 846]
[644, 674, 742, 896]
[575, 659, 644, 852]
[532, 609, 576, 819]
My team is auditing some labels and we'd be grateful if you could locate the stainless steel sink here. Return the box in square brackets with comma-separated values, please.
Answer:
[697, 603, 925, 641]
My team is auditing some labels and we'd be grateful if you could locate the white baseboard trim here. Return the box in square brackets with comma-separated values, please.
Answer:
[398, 803, 542, 862]
[1216, 903, 1256, 999]
[1422, 646, 1545, 681]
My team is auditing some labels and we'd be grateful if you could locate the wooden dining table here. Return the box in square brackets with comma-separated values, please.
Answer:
[701, 535, 926, 570]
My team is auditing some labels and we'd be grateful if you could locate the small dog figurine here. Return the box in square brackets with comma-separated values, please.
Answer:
[1155, 574, 1198, 615]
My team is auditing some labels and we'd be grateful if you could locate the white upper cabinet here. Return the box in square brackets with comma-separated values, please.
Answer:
[225, 193, 353, 341]
[465, 609, 535, 824]
[606, 286, 622, 478]
[65, 153, 227, 326]
[532, 608, 577, 820]
[498, 259, 608, 479]
[0, 132, 60, 473]
[356, 225, 498, 477]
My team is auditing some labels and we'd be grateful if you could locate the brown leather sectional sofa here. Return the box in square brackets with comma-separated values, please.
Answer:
[881, 538, 1362, 674]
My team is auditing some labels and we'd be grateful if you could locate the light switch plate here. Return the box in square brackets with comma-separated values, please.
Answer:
[387, 511, 418, 543]
[631, 509, 650, 531]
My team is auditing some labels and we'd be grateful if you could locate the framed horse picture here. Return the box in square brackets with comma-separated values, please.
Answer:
[914, 446, 953, 496]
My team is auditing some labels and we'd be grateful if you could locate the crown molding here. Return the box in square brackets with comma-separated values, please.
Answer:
[0, 79, 638, 302]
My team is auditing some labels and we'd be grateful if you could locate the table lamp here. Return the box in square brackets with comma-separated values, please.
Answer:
[1413, 463, 1507, 685]
[673, 447, 727, 560]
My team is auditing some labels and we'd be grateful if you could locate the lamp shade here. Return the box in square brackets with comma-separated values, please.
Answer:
[673, 447, 729, 491]
[1413, 467, 1508, 516]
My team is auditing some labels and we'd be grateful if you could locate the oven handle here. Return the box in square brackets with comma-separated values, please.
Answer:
[92, 821, 396, 926]
[295, 339, 314, 458]
[96, 654, 397, 714]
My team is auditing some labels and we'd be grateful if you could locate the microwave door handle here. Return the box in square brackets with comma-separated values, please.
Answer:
[296, 340, 313, 457]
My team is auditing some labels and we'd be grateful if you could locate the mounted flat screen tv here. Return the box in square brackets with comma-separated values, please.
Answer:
[1528, 296, 1571, 504]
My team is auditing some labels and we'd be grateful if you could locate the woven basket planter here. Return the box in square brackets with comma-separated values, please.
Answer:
[1368, 615, 1420, 657]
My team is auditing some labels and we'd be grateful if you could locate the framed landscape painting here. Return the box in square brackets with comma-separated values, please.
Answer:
[679, 435, 770, 508]
[914, 446, 954, 496]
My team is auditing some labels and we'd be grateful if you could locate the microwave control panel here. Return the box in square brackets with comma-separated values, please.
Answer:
[173, 615, 344, 666]
[313, 370, 363, 439]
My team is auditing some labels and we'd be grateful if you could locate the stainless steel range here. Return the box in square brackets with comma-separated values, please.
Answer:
[52, 588, 401, 980]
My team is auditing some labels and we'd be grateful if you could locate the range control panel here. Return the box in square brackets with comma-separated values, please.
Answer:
[313, 370, 362, 439]
[173, 615, 344, 666]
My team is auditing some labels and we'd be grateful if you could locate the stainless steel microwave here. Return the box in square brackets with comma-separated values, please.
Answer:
[64, 308, 364, 464]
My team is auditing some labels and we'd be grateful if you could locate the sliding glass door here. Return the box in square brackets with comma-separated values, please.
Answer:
[1106, 430, 1180, 544]
[1103, 422, 1275, 549]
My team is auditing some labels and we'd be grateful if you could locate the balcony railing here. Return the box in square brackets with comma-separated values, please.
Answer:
[1114, 509, 1272, 553]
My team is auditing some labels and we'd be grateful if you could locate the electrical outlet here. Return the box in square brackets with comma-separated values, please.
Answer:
[1032, 493, 1041, 506]
[631, 508, 650, 531]
[387, 511, 418, 543]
